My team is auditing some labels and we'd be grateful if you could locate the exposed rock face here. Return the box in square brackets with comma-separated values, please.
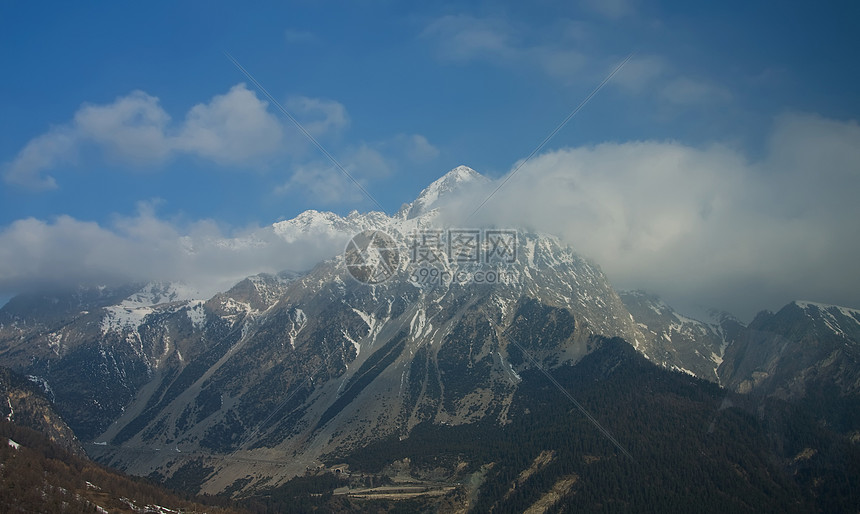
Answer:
[620, 290, 744, 382]
[718, 301, 860, 434]
[0, 366, 84, 456]
[82, 228, 643, 493]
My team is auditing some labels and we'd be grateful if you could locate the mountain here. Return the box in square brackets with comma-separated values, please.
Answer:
[620, 290, 744, 382]
[247, 338, 860, 513]
[0, 166, 858, 508]
[0, 366, 83, 456]
[87, 231, 644, 494]
[719, 300, 860, 436]
[0, 166, 648, 493]
[0, 280, 216, 441]
[401, 164, 489, 219]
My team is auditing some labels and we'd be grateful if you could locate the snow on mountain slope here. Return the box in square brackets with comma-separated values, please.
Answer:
[619, 290, 744, 381]
[122, 282, 202, 307]
[270, 165, 489, 247]
[100, 282, 202, 334]
[81, 164, 654, 492]
[89, 225, 647, 494]
[272, 209, 391, 243]
[402, 165, 488, 219]
[794, 300, 860, 340]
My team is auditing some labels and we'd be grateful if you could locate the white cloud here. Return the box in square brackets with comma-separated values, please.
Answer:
[3, 84, 294, 189]
[442, 113, 860, 319]
[286, 96, 350, 137]
[613, 54, 668, 92]
[2, 128, 77, 189]
[74, 90, 172, 163]
[423, 15, 736, 111]
[3, 109, 855, 320]
[345, 144, 392, 178]
[376, 133, 440, 165]
[399, 134, 440, 162]
[277, 164, 368, 205]
[0, 204, 345, 298]
[276, 143, 391, 205]
[175, 84, 284, 164]
[535, 47, 588, 82]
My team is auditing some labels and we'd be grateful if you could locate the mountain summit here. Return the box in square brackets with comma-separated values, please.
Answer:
[272, 165, 488, 245]
[404, 165, 488, 219]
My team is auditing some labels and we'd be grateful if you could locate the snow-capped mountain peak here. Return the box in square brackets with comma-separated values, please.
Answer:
[402, 165, 488, 219]
[270, 166, 489, 244]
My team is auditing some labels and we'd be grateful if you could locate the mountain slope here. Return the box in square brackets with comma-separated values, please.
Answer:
[0, 366, 83, 456]
[0, 420, 242, 513]
[255, 338, 860, 513]
[88, 228, 645, 494]
[44, 166, 648, 494]
[719, 301, 860, 436]
[620, 290, 744, 382]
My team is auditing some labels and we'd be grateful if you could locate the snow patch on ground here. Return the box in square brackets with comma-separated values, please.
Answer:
[124, 282, 201, 307]
[796, 300, 860, 318]
[342, 329, 360, 356]
[101, 282, 203, 333]
[101, 304, 153, 334]
[186, 300, 206, 329]
[26, 375, 54, 401]
[47, 331, 62, 355]
[409, 308, 429, 339]
[710, 351, 723, 366]
[288, 308, 307, 349]
[671, 365, 697, 377]
[498, 352, 521, 383]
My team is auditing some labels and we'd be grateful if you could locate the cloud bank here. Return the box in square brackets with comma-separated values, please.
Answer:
[0, 203, 350, 299]
[449, 112, 860, 319]
[1, 113, 857, 320]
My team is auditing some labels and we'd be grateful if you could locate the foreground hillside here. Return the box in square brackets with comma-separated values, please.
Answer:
[0, 420, 243, 513]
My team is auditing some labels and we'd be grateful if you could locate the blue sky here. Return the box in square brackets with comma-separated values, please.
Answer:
[1, 1, 859, 317]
